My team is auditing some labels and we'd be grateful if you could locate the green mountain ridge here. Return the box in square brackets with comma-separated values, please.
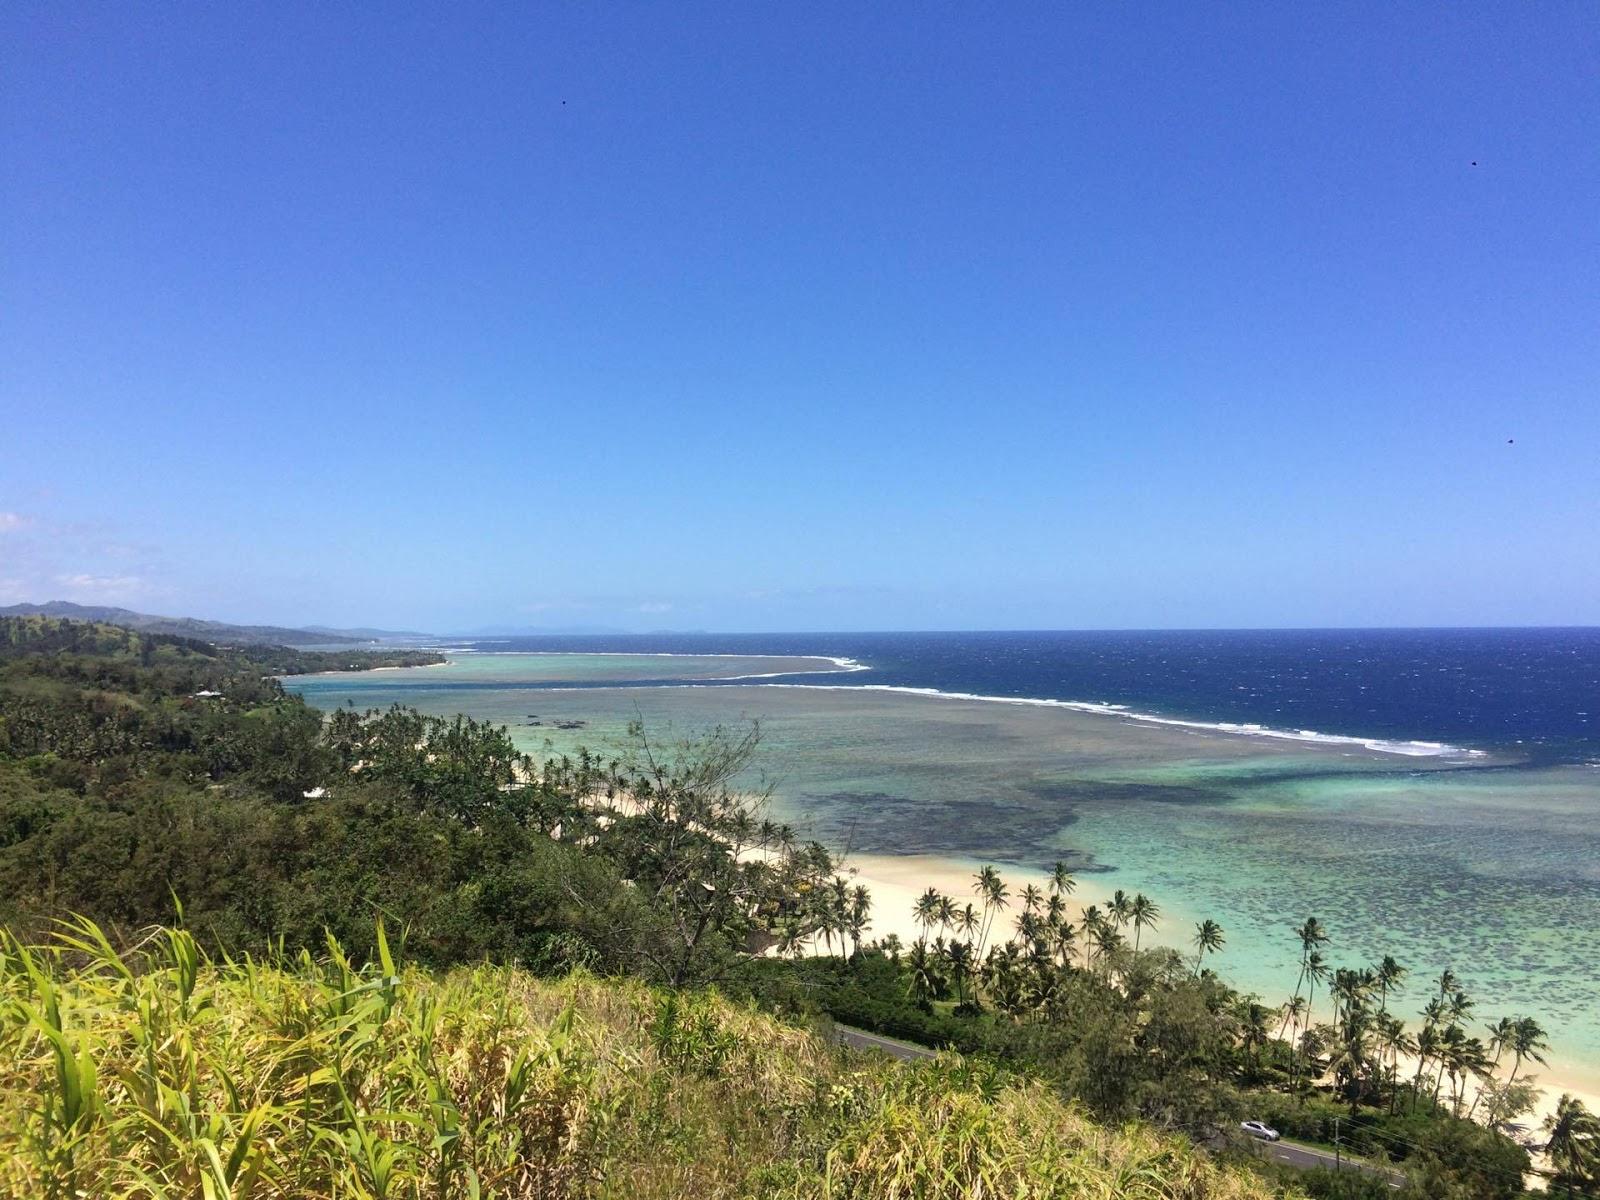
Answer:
[0, 600, 434, 646]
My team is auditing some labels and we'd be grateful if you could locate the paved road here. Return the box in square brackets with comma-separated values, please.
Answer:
[833, 1024, 937, 1061]
[1253, 1136, 1403, 1185]
[832, 1025, 1403, 1186]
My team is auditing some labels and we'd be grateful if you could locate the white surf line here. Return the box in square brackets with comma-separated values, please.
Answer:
[720, 661, 869, 679]
[357, 661, 1480, 760]
[744, 682, 1486, 759]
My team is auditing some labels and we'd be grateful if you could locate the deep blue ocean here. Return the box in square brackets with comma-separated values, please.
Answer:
[448, 628, 1600, 765]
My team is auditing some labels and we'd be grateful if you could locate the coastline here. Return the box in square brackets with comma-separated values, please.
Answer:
[843, 849, 1600, 1138]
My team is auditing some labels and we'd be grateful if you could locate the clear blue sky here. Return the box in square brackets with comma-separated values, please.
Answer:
[3, 5, 1596, 633]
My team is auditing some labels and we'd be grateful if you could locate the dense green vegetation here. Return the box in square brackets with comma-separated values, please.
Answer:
[0, 617, 836, 985]
[2, 616, 1595, 1199]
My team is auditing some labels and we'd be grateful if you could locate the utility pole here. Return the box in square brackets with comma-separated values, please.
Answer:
[1333, 1117, 1342, 1172]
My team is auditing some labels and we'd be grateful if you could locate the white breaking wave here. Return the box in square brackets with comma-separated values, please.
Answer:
[388, 654, 1482, 759]
[413, 649, 869, 678]
[754, 684, 1488, 759]
[721, 660, 870, 680]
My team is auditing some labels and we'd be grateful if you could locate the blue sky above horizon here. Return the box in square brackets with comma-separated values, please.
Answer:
[3, 5, 1597, 633]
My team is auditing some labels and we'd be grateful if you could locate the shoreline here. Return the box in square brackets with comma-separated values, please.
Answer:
[843, 849, 1600, 1137]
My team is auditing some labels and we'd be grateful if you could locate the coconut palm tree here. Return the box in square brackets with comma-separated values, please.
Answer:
[1237, 1000, 1272, 1078]
[1329, 968, 1358, 1032]
[1079, 905, 1105, 970]
[1051, 915, 1077, 969]
[1049, 861, 1076, 897]
[912, 887, 942, 941]
[944, 938, 975, 1008]
[1377, 1014, 1416, 1114]
[1544, 1094, 1600, 1197]
[1192, 919, 1225, 974]
[1129, 892, 1160, 951]
[1294, 949, 1331, 1091]
[973, 866, 1008, 958]
[1108, 889, 1133, 932]
[1505, 1017, 1550, 1093]
[1410, 1001, 1445, 1112]
[847, 884, 871, 957]
[1019, 883, 1043, 915]
[1279, 917, 1329, 1044]
[955, 902, 980, 948]
[1327, 1006, 1376, 1113]
[1374, 954, 1405, 1019]
[1432, 1022, 1467, 1110]
[1026, 960, 1060, 1015]
[1446, 1034, 1492, 1117]
[827, 876, 851, 955]
[1280, 994, 1308, 1055]
[1469, 1017, 1520, 1120]
[1447, 986, 1475, 1029]
[1434, 968, 1459, 1005]
[1093, 923, 1124, 977]
[774, 915, 806, 958]
[1303, 950, 1330, 1030]
[1014, 909, 1041, 943]
[1023, 933, 1052, 979]
[1485, 1016, 1517, 1074]
[906, 939, 942, 1010]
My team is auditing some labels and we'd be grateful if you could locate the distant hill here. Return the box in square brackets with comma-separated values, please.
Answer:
[0, 601, 434, 647]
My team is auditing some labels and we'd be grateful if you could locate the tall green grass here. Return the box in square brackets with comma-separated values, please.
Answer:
[0, 918, 1285, 1199]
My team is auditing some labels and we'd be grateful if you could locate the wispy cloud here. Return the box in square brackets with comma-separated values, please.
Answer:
[52, 573, 154, 603]
[0, 507, 171, 608]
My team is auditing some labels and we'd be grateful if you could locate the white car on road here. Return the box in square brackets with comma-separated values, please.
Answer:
[1240, 1121, 1281, 1142]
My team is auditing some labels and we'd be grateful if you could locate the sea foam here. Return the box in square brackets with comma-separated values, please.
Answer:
[758, 684, 1487, 759]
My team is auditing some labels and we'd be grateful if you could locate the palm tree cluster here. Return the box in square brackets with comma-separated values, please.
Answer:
[902, 864, 1178, 1016]
[888, 870, 1563, 1151]
[794, 875, 873, 959]
[1270, 920, 1553, 1131]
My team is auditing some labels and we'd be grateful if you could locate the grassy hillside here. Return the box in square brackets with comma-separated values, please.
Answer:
[0, 920, 1279, 1200]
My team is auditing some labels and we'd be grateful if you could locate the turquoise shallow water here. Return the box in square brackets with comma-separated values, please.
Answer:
[288, 653, 1600, 1085]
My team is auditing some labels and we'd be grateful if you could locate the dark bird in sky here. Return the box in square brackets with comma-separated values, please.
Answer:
[1508, 438, 1515, 444]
